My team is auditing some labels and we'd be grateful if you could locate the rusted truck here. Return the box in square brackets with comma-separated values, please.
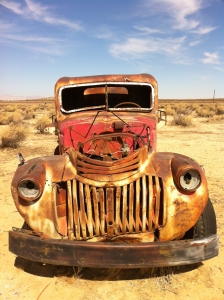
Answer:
[9, 74, 218, 268]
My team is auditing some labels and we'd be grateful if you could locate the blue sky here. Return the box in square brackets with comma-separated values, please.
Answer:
[0, 0, 223, 99]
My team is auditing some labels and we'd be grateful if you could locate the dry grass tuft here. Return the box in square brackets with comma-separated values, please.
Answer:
[196, 107, 215, 118]
[0, 112, 23, 125]
[1, 125, 27, 148]
[5, 104, 16, 112]
[216, 105, 224, 115]
[164, 105, 175, 115]
[156, 267, 179, 294]
[171, 113, 193, 126]
[35, 116, 51, 134]
[8, 112, 24, 124]
[0, 114, 10, 125]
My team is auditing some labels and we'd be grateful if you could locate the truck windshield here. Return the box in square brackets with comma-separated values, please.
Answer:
[60, 82, 154, 113]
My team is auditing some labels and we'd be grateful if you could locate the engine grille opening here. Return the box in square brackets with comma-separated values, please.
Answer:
[64, 175, 164, 240]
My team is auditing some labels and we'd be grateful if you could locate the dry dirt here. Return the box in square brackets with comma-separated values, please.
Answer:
[0, 117, 224, 300]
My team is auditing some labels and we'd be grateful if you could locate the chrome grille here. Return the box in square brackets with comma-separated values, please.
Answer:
[66, 175, 164, 240]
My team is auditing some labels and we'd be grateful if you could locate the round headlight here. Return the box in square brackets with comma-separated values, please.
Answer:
[18, 179, 41, 201]
[179, 169, 201, 191]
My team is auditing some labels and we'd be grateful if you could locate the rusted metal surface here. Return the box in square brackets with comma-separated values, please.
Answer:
[9, 73, 218, 267]
[9, 230, 219, 268]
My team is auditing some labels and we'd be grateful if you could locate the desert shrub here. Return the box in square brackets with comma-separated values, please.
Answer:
[5, 104, 16, 112]
[24, 112, 35, 120]
[35, 116, 50, 134]
[170, 103, 178, 111]
[38, 104, 46, 111]
[8, 112, 24, 124]
[23, 108, 35, 120]
[216, 105, 224, 115]
[29, 104, 39, 111]
[175, 103, 185, 114]
[196, 107, 215, 118]
[209, 105, 217, 112]
[0, 115, 10, 125]
[171, 113, 193, 126]
[175, 103, 192, 115]
[189, 103, 200, 111]
[212, 115, 224, 121]
[164, 106, 174, 115]
[1, 125, 26, 148]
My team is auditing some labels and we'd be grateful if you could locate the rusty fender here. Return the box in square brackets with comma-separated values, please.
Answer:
[9, 230, 218, 268]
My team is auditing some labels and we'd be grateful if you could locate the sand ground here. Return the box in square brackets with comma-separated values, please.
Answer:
[0, 116, 223, 300]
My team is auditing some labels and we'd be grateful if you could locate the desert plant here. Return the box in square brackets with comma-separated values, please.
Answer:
[23, 108, 35, 120]
[189, 103, 200, 111]
[1, 125, 26, 148]
[212, 115, 224, 121]
[8, 112, 24, 124]
[196, 107, 215, 118]
[175, 103, 192, 115]
[164, 106, 174, 115]
[216, 105, 224, 115]
[171, 113, 193, 126]
[0, 114, 10, 125]
[5, 104, 16, 112]
[38, 103, 46, 111]
[35, 116, 50, 134]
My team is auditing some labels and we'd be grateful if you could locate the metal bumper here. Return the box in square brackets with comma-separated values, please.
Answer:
[9, 231, 219, 268]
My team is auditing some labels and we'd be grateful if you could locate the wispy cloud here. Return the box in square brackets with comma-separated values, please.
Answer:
[143, 0, 203, 30]
[214, 66, 223, 71]
[0, 21, 67, 56]
[189, 40, 201, 46]
[1, 33, 62, 43]
[192, 26, 217, 35]
[201, 52, 220, 64]
[0, 0, 24, 15]
[0, 0, 83, 30]
[0, 20, 15, 31]
[133, 26, 163, 35]
[94, 28, 115, 40]
[109, 36, 186, 59]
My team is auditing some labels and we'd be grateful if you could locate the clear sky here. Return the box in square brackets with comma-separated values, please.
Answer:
[0, 0, 223, 100]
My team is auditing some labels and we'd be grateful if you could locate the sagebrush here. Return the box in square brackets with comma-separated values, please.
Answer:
[1, 125, 27, 148]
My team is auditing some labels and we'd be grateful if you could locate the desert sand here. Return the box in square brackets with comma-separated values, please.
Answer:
[0, 116, 223, 300]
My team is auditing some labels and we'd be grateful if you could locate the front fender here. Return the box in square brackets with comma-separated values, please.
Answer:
[11, 154, 74, 238]
[151, 152, 208, 240]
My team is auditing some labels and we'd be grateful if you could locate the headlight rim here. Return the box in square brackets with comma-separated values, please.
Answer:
[174, 166, 201, 193]
[17, 178, 42, 201]
[178, 168, 201, 192]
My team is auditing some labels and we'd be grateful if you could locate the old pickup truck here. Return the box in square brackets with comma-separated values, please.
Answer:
[9, 74, 218, 268]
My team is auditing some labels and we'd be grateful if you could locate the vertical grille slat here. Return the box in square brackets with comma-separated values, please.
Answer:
[154, 176, 161, 227]
[122, 186, 127, 233]
[115, 187, 121, 235]
[107, 188, 114, 237]
[85, 185, 93, 238]
[99, 188, 105, 235]
[67, 181, 74, 240]
[128, 183, 134, 233]
[135, 179, 140, 233]
[147, 176, 153, 231]
[79, 182, 87, 239]
[72, 179, 80, 240]
[92, 187, 100, 236]
[65, 175, 164, 240]
[142, 175, 147, 233]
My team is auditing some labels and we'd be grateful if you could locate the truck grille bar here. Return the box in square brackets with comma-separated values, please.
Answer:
[66, 175, 164, 240]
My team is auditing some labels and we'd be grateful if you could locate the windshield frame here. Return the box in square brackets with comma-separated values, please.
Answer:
[59, 81, 155, 114]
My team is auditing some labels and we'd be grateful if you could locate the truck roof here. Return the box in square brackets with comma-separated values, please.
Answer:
[55, 73, 157, 94]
